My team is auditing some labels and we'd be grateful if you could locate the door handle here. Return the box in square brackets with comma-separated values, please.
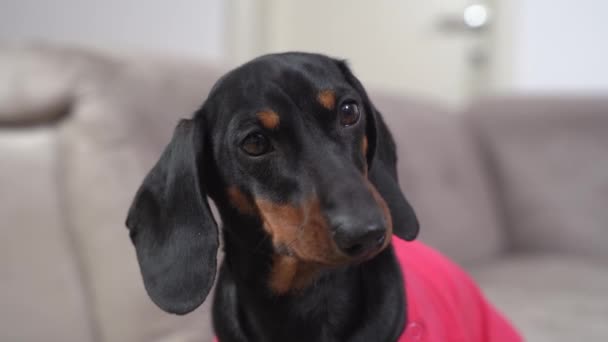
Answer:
[436, 3, 491, 34]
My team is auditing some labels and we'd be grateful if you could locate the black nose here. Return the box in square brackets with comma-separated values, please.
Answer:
[333, 220, 387, 257]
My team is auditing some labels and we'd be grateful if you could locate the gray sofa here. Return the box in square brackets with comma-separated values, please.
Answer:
[1, 44, 607, 342]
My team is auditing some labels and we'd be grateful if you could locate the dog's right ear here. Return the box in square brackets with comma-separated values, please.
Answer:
[126, 118, 218, 315]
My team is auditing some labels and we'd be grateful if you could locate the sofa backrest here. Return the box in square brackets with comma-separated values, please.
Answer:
[467, 96, 608, 262]
[371, 93, 506, 264]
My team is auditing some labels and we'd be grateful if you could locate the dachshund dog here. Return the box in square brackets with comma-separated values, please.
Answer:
[126, 53, 521, 342]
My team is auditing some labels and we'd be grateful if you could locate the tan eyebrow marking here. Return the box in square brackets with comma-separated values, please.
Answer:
[317, 90, 336, 110]
[257, 110, 280, 129]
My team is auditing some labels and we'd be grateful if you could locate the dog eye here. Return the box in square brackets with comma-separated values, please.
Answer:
[241, 133, 272, 156]
[339, 102, 361, 127]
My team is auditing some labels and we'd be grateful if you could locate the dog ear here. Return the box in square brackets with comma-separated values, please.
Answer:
[336, 60, 419, 241]
[126, 118, 218, 314]
[366, 109, 420, 241]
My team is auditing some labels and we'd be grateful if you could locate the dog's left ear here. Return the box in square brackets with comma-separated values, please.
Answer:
[337, 61, 419, 241]
[126, 118, 219, 315]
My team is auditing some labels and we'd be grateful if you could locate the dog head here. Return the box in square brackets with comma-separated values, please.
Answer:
[126, 53, 419, 314]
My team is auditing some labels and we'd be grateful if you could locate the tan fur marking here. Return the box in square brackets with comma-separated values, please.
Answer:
[269, 255, 299, 294]
[361, 136, 370, 176]
[268, 256, 320, 294]
[227, 186, 257, 215]
[257, 110, 280, 129]
[255, 197, 346, 294]
[254, 181, 393, 293]
[317, 90, 336, 110]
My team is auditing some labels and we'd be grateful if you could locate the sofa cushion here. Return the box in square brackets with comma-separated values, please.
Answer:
[371, 93, 505, 264]
[472, 254, 608, 342]
[469, 96, 608, 261]
[0, 128, 94, 342]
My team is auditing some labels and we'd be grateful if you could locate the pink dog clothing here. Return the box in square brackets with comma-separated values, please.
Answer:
[393, 237, 521, 341]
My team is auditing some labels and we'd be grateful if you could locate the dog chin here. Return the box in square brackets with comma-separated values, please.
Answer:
[353, 231, 393, 264]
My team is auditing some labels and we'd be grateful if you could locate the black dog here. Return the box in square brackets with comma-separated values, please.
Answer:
[126, 53, 420, 341]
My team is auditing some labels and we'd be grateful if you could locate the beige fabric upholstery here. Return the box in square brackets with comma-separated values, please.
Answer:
[372, 93, 505, 264]
[469, 96, 608, 262]
[473, 255, 608, 342]
[56, 50, 221, 342]
[0, 45, 222, 342]
[0, 128, 94, 342]
[0, 44, 94, 124]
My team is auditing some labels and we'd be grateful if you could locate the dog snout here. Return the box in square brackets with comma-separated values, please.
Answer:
[332, 217, 387, 257]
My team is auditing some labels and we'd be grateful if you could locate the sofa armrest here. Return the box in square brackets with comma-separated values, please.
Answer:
[0, 43, 224, 342]
[0, 44, 89, 125]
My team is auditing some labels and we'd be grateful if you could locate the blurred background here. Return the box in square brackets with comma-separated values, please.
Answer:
[3, 0, 608, 106]
[1, 1, 607, 342]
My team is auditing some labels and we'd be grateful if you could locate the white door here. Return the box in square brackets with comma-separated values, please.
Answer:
[226, 0, 494, 107]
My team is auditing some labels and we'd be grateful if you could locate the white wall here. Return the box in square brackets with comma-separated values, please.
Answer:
[240, 0, 480, 106]
[3, 0, 605, 96]
[0, 0, 225, 61]
[494, 0, 608, 92]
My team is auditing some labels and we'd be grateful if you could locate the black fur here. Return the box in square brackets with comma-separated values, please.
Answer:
[126, 52, 419, 341]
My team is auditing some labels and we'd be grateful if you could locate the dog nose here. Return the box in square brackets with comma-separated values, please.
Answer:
[333, 220, 387, 257]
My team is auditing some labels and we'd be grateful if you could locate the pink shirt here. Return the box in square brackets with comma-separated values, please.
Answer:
[215, 237, 522, 341]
